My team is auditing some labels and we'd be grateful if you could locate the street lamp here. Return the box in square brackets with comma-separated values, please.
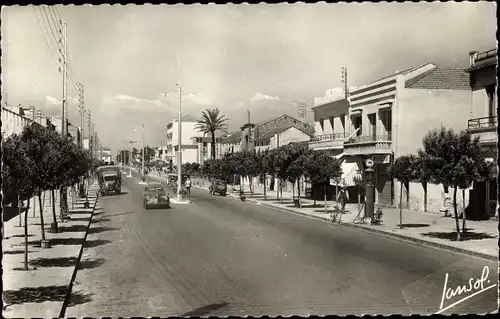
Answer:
[124, 139, 137, 177]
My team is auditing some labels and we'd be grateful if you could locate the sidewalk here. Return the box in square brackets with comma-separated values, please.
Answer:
[2, 183, 101, 318]
[191, 177, 498, 261]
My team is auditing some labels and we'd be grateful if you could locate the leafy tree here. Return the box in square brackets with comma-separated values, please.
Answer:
[390, 154, 417, 228]
[195, 108, 228, 160]
[303, 151, 342, 214]
[140, 146, 156, 162]
[421, 127, 490, 241]
[413, 153, 433, 212]
[262, 149, 278, 200]
[285, 145, 311, 206]
[2, 133, 36, 270]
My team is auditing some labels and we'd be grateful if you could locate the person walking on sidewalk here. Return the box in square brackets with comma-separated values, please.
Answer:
[185, 177, 192, 196]
[337, 185, 349, 213]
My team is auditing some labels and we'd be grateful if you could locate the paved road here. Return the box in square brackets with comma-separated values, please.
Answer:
[65, 172, 497, 317]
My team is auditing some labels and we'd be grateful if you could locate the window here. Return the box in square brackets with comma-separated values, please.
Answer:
[486, 85, 497, 118]
[368, 113, 376, 139]
[353, 116, 362, 136]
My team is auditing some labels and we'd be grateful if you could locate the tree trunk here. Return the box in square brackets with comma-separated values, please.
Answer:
[38, 194, 46, 241]
[357, 185, 361, 212]
[453, 186, 461, 241]
[263, 174, 267, 200]
[211, 131, 216, 160]
[292, 180, 295, 201]
[276, 178, 280, 200]
[18, 195, 22, 227]
[324, 184, 328, 214]
[24, 197, 30, 270]
[335, 183, 339, 210]
[399, 181, 403, 229]
[280, 179, 283, 204]
[51, 189, 58, 233]
[59, 186, 65, 221]
[461, 189, 467, 232]
[423, 182, 428, 212]
[297, 177, 301, 208]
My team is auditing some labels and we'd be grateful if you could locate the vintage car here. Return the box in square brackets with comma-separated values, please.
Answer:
[143, 182, 170, 209]
[209, 179, 227, 196]
[97, 165, 121, 195]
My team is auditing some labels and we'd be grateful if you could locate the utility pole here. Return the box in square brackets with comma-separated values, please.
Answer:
[177, 83, 183, 201]
[78, 83, 85, 147]
[141, 124, 145, 180]
[61, 21, 68, 139]
[341, 67, 349, 100]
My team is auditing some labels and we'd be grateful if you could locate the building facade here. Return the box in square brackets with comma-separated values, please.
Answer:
[309, 97, 351, 157]
[2, 105, 55, 139]
[165, 115, 202, 168]
[344, 63, 472, 210]
[465, 48, 498, 217]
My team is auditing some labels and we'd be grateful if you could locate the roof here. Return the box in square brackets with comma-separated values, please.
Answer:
[404, 67, 470, 90]
[465, 49, 497, 72]
[220, 131, 242, 144]
[370, 63, 429, 84]
[255, 125, 313, 141]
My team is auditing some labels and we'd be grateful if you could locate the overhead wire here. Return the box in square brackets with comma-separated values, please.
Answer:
[21, 46, 51, 104]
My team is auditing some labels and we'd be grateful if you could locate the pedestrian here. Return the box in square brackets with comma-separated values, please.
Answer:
[337, 185, 349, 213]
[185, 177, 191, 196]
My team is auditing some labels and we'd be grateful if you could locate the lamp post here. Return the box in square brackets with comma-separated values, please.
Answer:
[124, 139, 137, 177]
[364, 159, 375, 219]
[176, 83, 183, 201]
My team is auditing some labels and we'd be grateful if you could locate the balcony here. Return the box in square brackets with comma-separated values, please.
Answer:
[467, 116, 498, 146]
[309, 133, 347, 151]
[343, 134, 392, 156]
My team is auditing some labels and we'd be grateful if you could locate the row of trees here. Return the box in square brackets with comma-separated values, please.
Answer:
[391, 127, 492, 241]
[116, 146, 156, 164]
[2, 124, 98, 270]
[189, 143, 343, 211]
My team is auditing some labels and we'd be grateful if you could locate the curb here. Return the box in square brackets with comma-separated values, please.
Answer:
[193, 185, 498, 262]
[59, 187, 100, 318]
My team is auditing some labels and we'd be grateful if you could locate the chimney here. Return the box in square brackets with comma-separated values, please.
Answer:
[469, 50, 479, 67]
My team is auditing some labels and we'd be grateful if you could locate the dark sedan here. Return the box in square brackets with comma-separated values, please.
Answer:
[142, 183, 170, 209]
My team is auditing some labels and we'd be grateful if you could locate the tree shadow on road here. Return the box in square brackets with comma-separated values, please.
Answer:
[29, 237, 84, 246]
[27, 256, 106, 270]
[87, 226, 120, 234]
[181, 302, 229, 317]
[4, 249, 38, 255]
[83, 239, 111, 248]
[100, 211, 135, 218]
[421, 231, 497, 241]
[397, 224, 430, 228]
[91, 218, 111, 224]
[68, 217, 91, 222]
[3, 285, 92, 306]
[68, 210, 93, 215]
[5, 234, 35, 239]
[58, 225, 88, 232]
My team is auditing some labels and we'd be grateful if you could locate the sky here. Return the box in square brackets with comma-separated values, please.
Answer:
[1, 2, 497, 153]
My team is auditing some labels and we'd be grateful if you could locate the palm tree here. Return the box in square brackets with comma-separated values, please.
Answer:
[195, 108, 228, 160]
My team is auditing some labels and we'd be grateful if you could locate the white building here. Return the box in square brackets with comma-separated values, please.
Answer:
[165, 115, 203, 167]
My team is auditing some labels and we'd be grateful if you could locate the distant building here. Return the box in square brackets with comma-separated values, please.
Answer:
[219, 114, 314, 157]
[165, 114, 203, 167]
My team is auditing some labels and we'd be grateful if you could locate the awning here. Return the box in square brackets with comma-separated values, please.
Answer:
[330, 159, 363, 187]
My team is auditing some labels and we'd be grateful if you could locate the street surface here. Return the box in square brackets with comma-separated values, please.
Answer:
[65, 173, 497, 317]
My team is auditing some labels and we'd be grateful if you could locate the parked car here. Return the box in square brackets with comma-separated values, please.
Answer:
[209, 179, 227, 196]
[142, 182, 170, 209]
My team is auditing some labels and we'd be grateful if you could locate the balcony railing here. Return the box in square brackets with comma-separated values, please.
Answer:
[345, 134, 392, 145]
[468, 116, 497, 130]
[310, 133, 348, 142]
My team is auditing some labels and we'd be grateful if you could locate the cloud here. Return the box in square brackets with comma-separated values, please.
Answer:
[161, 91, 219, 106]
[44, 96, 79, 106]
[249, 93, 280, 102]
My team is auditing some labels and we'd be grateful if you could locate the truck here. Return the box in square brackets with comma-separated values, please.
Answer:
[97, 165, 122, 195]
